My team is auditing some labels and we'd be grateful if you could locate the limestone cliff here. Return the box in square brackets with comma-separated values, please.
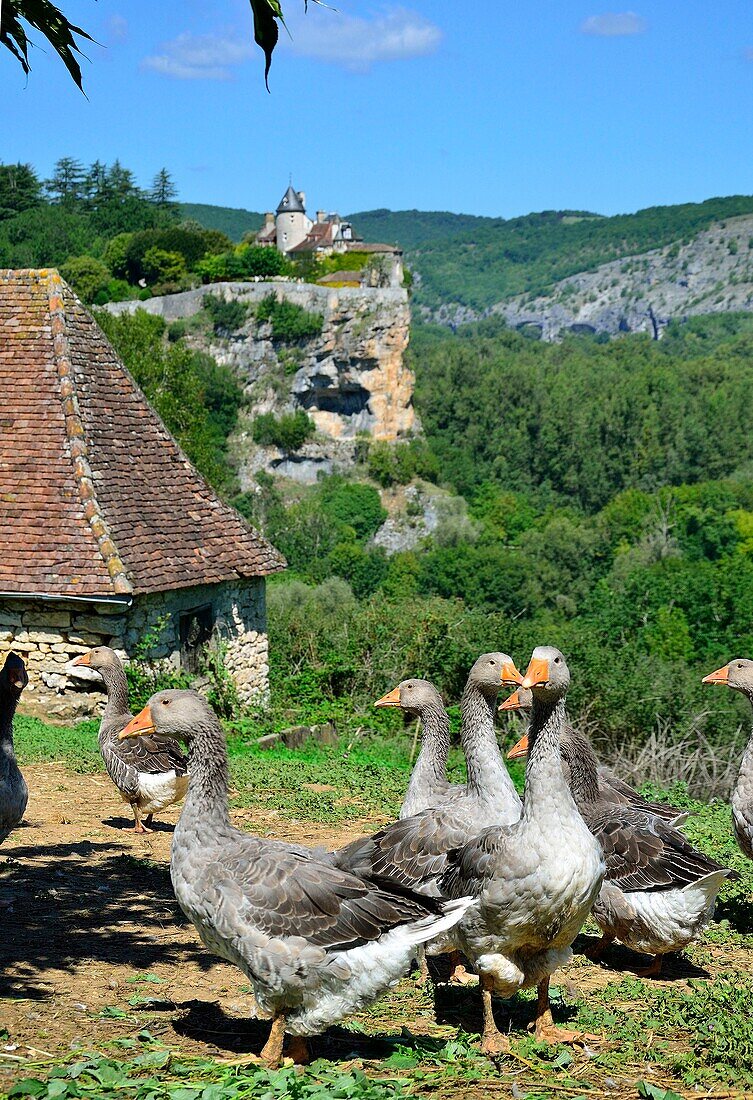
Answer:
[425, 213, 753, 340]
[108, 281, 413, 483]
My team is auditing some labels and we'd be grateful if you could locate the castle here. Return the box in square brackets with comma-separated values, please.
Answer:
[256, 185, 403, 287]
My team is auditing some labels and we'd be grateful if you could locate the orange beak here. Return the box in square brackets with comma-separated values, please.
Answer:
[500, 661, 524, 687]
[521, 656, 550, 690]
[499, 689, 524, 713]
[72, 653, 91, 667]
[374, 686, 402, 708]
[702, 664, 731, 685]
[119, 704, 155, 740]
[507, 733, 529, 760]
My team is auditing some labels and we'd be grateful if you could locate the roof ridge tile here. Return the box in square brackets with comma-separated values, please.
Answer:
[46, 272, 133, 596]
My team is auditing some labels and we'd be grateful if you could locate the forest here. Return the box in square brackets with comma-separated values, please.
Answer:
[95, 304, 753, 781]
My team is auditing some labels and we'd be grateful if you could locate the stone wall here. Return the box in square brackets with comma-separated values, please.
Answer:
[1, 577, 268, 720]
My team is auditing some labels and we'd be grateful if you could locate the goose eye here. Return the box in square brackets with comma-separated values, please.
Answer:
[554, 656, 561, 664]
[161, 699, 170, 706]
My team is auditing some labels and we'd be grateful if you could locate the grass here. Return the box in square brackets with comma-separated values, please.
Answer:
[9, 712, 753, 1098]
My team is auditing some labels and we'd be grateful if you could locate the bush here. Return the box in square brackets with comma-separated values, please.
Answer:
[60, 254, 111, 303]
[367, 438, 440, 487]
[142, 246, 185, 285]
[197, 244, 290, 282]
[256, 293, 324, 343]
[319, 479, 387, 541]
[203, 292, 248, 336]
[252, 410, 316, 451]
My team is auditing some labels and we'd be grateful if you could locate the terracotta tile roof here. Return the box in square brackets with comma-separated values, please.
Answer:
[0, 270, 285, 598]
[288, 223, 336, 253]
[348, 242, 402, 254]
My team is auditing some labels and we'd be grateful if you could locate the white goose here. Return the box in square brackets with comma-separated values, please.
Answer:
[703, 658, 753, 861]
[0, 653, 29, 842]
[374, 678, 453, 818]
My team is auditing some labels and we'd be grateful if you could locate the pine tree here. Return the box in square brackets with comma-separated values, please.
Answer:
[107, 160, 140, 202]
[0, 162, 42, 219]
[45, 157, 86, 205]
[82, 159, 109, 208]
[150, 168, 178, 207]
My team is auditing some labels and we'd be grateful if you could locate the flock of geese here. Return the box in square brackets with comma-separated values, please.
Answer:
[1, 644, 753, 1067]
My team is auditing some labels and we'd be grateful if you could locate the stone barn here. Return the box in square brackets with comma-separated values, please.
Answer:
[0, 269, 285, 719]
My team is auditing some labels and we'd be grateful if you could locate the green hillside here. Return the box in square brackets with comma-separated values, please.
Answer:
[349, 195, 753, 310]
[177, 202, 263, 242]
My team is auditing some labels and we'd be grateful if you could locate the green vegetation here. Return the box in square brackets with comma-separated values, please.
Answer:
[176, 202, 263, 242]
[256, 293, 325, 342]
[196, 243, 291, 283]
[251, 409, 316, 452]
[96, 309, 244, 494]
[202, 292, 249, 336]
[350, 195, 753, 309]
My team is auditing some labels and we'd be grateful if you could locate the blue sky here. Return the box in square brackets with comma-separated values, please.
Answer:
[2, 1, 753, 218]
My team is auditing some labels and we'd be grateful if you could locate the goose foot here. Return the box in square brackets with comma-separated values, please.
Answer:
[533, 976, 598, 1046]
[144, 813, 154, 829]
[132, 822, 153, 834]
[286, 1036, 311, 1064]
[448, 951, 477, 985]
[131, 808, 152, 834]
[634, 955, 663, 978]
[479, 973, 510, 1055]
[260, 1014, 286, 1068]
[413, 947, 430, 985]
[583, 933, 614, 962]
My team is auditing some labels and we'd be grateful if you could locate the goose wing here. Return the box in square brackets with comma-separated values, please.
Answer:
[599, 768, 687, 823]
[589, 806, 730, 891]
[438, 824, 513, 899]
[210, 836, 445, 950]
[114, 731, 188, 777]
[332, 805, 477, 892]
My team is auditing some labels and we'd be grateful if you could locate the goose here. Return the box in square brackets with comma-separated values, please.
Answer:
[333, 653, 523, 893]
[508, 722, 735, 977]
[500, 688, 688, 825]
[72, 646, 188, 833]
[118, 689, 472, 1066]
[439, 647, 605, 1051]
[702, 658, 753, 861]
[0, 653, 29, 841]
[374, 678, 453, 818]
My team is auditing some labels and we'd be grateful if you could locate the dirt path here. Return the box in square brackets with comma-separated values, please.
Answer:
[0, 765, 748, 1093]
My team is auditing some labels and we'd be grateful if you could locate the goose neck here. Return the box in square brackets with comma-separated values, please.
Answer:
[412, 701, 451, 783]
[523, 696, 571, 816]
[560, 726, 600, 810]
[98, 663, 131, 729]
[460, 681, 505, 794]
[181, 718, 232, 828]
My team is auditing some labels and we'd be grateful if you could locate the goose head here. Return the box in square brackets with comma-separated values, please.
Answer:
[498, 686, 532, 716]
[119, 688, 214, 743]
[72, 645, 122, 673]
[702, 658, 753, 697]
[468, 652, 522, 699]
[520, 645, 570, 703]
[374, 678, 443, 716]
[0, 653, 28, 696]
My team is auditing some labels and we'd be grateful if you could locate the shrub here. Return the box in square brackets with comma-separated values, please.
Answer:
[367, 439, 440, 487]
[252, 410, 316, 451]
[142, 246, 185, 285]
[319, 479, 387, 541]
[256, 293, 324, 343]
[60, 254, 111, 303]
[196, 244, 290, 282]
[203, 292, 248, 336]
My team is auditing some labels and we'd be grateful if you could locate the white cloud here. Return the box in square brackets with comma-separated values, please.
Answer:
[580, 11, 647, 36]
[142, 31, 254, 81]
[284, 7, 442, 72]
[107, 15, 128, 43]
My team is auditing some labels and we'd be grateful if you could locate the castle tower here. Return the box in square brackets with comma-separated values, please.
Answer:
[275, 185, 311, 253]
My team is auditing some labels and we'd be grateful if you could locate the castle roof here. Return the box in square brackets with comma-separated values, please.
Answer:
[276, 185, 306, 215]
[0, 270, 286, 600]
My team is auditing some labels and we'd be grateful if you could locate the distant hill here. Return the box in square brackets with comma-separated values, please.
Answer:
[349, 196, 753, 312]
[177, 202, 263, 242]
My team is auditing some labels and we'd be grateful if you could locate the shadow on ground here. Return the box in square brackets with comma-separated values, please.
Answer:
[0, 837, 211, 998]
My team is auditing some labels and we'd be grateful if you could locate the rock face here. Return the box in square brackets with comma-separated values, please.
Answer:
[423, 214, 753, 340]
[107, 282, 414, 467]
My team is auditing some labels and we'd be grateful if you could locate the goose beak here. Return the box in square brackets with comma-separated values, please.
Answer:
[72, 653, 91, 667]
[500, 661, 523, 686]
[507, 733, 529, 760]
[374, 686, 401, 708]
[119, 705, 155, 739]
[521, 656, 550, 690]
[702, 664, 730, 685]
[499, 689, 523, 713]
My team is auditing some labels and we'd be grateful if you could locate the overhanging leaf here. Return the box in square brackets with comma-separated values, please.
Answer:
[249, 0, 283, 90]
[1, 0, 96, 91]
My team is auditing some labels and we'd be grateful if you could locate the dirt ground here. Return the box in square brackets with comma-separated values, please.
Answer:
[0, 765, 749, 1093]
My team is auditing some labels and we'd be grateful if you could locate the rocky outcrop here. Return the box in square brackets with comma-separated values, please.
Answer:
[107, 280, 414, 440]
[425, 214, 753, 340]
